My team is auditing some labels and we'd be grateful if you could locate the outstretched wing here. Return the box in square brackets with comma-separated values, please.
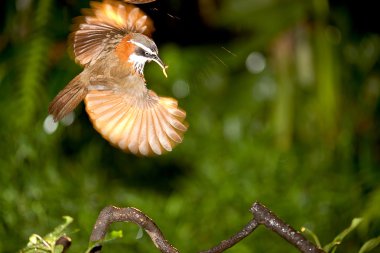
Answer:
[71, 0, 154, 66]
[84, 89, 187, 156]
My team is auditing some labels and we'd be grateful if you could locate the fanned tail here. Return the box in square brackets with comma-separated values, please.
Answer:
[84, 89, 188, 156]
[48, 75, 87, 121]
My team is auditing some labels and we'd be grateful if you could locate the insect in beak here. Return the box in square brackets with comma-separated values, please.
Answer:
[152, 55, 168, 78]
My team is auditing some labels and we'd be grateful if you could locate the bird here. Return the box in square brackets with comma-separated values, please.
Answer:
[48, 0, 187, 156]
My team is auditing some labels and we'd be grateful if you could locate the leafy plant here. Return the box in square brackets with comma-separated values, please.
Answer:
[303, 218, 380, 253]
[20, 211, 380, 253]
[21, 216, 73, 253]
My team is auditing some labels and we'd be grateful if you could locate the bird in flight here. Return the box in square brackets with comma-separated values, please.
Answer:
[49, 0, 187, 156]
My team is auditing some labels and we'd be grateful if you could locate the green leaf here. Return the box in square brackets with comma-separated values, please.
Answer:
[20, 217, 73, 253]
[46, 216, 74, 240]
[358, 236, 380, 253]
[53, 245, 64, 253]
[103, 230, 124, 243]
[24, 234, 51, 252]
[324, 218, 363, 252]
[85, 230, 123, 253]
[85, 230, 124, 253]
[301, 227, 322, 248]
[136, 226, 144, 240]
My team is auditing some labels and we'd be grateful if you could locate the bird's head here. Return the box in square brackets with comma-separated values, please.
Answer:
[116, 33, 168, 77]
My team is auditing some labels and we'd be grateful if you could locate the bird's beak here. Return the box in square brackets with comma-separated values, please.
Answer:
[152, 55, 168, 78]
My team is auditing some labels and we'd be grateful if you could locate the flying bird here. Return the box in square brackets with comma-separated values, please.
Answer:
[49, 0, 187, 156]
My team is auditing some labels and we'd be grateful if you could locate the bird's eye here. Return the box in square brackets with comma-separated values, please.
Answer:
[145, 52, 150, 56]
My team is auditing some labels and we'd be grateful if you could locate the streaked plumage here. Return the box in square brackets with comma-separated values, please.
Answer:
[48, 0, 187, 156]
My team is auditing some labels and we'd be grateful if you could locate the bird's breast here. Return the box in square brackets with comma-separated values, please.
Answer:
[85, 51, 146, 94]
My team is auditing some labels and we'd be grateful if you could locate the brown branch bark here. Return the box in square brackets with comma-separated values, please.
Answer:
[250, 202, 324, 253]
[90, 206, 179, 253]
[88, 202, 325, 253]
[198, 219, 259, 253]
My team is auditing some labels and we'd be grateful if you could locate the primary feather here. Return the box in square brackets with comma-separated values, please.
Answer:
[71, 0, 154, 66]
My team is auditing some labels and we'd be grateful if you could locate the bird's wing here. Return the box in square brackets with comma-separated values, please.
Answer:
[84, 88, 187, 156]
[71, 0, 154, 66]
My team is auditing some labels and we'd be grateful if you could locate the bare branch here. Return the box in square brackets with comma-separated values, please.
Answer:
[250, 202, 324, 253]
[199, 219, 259, 253]
[89, 202, 325, 253]
[90, 206, 179, 253]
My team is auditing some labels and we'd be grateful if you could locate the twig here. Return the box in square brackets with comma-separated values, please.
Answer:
[89, 202, 325, 253]
[90, 206, 179, 253]
[198, 219, 259, 253]
[250, 202, 324, 253]
[198, 202, 324, 253]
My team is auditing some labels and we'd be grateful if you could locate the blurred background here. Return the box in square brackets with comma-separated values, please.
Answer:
[1, 0, 380, 252]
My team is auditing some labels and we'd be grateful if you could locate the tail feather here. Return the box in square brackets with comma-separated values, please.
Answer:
[48, 75, 87, 121]
[84, 89, 187, 156]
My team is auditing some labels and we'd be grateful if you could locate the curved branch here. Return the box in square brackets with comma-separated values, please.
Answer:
[198, 202, 324, 253]
[89, 202, 325, 253]
[90, 206, 178, 253]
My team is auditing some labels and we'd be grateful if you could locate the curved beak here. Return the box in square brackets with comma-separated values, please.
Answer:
[152, 55, 168, 78]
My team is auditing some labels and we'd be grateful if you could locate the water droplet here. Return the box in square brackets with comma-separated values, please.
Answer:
[223, 117, 241, 141]
[252, 76, 277, 101]
[136, 226, 144, 240]
[172, 79, 190, 98]
[246, 52, 266, 74]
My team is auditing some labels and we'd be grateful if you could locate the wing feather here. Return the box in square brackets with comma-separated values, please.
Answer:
[151, 107, 173, 152]
[127, 109, 143, 154]
[138, 108, 150, 155]
[146, 109, 162, 155]
[71, 0, 154, 66]
[84, 89, 187, 156]
[118, 106, 140, 149]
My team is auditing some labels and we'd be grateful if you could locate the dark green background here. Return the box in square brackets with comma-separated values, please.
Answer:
[1, 0, 379, 252]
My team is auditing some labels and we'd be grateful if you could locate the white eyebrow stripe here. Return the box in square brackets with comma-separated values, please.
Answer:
[129, 40, 155, 55]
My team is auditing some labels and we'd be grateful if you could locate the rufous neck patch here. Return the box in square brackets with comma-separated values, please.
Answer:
[115, 34, 135, 64]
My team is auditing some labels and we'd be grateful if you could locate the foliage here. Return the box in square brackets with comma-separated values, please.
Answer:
[20, 216, 380, 252]
[323, 218, 363, 252]
[1, 0, 380, 252]
[302, 217, 380, 253]
[21, 216, 73, 253]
